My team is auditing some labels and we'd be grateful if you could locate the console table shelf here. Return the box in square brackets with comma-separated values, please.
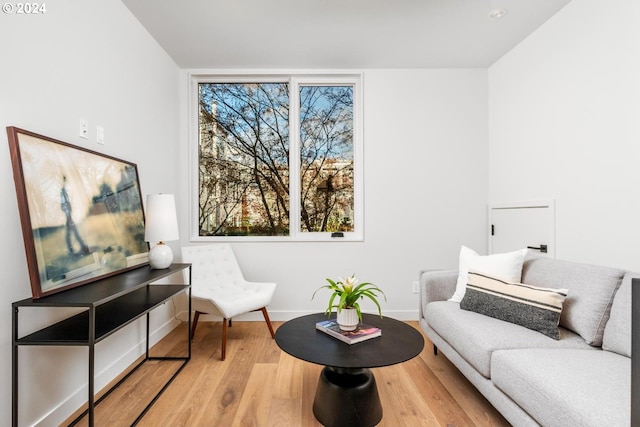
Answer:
[18, 285, 188, 345]
[12, 263, 192, 427]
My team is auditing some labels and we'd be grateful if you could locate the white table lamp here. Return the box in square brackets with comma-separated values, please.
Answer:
[144, 194, 179, 269]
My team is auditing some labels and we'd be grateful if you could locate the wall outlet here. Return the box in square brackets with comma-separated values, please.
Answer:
[79, 118, 88, 139]
[412, 281, 419, 294]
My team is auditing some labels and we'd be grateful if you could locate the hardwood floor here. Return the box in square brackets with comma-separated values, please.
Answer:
[66, 320, 509, 427]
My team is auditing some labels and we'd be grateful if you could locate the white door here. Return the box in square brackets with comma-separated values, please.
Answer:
[489, 200, 556, 258]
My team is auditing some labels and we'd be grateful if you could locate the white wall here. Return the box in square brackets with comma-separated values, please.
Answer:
[0, 4, 490, 426]
[2, 0, 638, 424]
[0, 1, 180, 425]
[177, 69, 489, 320]
[488, 0, 640, 271]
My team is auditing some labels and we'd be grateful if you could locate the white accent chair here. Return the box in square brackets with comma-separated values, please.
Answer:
[181, 244, 276, 360]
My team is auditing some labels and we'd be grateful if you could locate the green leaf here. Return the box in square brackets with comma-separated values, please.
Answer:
[327, 292, 339, 316]
[354, 303, 362, 321]
[314, 276, 386, 319]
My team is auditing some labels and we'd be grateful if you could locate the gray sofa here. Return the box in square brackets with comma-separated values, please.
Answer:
[419, 255, 633, 427]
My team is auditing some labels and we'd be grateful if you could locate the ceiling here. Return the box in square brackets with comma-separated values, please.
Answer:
[122, 0, 572, 69]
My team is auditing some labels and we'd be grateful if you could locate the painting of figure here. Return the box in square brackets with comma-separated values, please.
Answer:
[7, 127, 148, 298]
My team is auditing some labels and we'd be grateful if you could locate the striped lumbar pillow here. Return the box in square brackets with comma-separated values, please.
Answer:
[460, 272, 568, 340]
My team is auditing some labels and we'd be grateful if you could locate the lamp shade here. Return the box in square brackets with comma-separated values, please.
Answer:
[144, 194, 179, 242]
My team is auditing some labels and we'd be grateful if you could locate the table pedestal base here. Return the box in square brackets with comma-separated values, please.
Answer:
[312, 366, 383, 427]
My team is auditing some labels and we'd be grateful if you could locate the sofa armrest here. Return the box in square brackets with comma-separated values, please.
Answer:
[418, 269, 458, 319]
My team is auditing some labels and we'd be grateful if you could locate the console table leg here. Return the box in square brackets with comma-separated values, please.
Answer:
[12, 306, 19, 427]
[88, 307, 95, 426]
[313, 366, 383, 427]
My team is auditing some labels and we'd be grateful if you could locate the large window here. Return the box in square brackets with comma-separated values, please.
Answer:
[190, 74, 363, 241]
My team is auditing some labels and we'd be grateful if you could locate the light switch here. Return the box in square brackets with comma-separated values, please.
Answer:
[97, 126, 105, 144]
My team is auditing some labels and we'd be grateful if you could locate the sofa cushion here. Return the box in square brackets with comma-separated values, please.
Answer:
[426, 301, 593, 378]
[521, 256, 625, 346]
[602, 273, 634, 357]
[492, 349, 630, 427]
[449, 246, 526, 303]
[461, 272, 567, 339]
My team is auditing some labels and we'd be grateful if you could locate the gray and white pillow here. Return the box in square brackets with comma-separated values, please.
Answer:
[460, 272, 568, 340]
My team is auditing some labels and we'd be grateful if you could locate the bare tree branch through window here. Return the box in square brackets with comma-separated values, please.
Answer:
[197, 80, 355, 238]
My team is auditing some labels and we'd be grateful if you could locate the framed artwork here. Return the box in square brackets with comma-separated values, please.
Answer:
[7, 127, 149, 298]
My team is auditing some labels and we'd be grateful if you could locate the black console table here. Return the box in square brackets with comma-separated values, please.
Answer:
[12, 263, 192, 427]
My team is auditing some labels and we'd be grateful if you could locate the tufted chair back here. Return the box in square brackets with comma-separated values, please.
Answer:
[183, 243, 245, 290]
[180, 244, 276, 360]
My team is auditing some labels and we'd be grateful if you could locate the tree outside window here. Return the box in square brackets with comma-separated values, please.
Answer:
[299, 85, 354, 234]
[194, 75, 361, 241]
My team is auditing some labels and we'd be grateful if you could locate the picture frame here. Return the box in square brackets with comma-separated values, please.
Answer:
[7, 127, 149, 299]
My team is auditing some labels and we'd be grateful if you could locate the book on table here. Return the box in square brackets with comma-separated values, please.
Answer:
[315, 319, 382, 344]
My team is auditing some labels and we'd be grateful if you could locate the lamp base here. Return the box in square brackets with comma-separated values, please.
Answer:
[148, 242, 173, 269]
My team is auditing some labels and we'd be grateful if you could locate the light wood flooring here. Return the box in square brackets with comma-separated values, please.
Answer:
[66, 320, 509, 427]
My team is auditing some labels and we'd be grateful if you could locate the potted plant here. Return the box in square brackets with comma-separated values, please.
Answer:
[313, 275, 386, 331]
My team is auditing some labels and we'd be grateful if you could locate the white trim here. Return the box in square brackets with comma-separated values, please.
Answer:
[488, 199, 557, 257]
[187, 71, 364, 242]
[181, 309, 418, 322]
[289, 77, 302, 238]
[489, 199, 555, 209]
[188, 74, 200, 242]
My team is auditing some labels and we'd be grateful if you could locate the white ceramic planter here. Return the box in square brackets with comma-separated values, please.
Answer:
[336, 308, 359, 331]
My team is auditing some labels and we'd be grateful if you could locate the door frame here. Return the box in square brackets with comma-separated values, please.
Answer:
[488, 199, 557, 258]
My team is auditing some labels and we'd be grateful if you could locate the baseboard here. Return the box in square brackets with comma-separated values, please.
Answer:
[37, 316, 181, 427]
[176, 309, 419, 322]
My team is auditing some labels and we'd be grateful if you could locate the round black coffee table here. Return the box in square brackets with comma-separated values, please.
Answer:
[275, 313, 424, 427]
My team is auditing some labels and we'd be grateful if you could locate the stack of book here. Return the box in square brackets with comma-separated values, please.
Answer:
[315, 319, 381, 344]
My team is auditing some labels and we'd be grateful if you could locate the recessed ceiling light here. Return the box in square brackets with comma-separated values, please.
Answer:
[489, 8, 508, 19]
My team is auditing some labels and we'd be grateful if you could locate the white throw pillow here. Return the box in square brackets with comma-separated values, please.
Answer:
[449, 246, 527, 303]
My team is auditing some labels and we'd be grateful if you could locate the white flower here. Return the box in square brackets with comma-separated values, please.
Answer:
[340, 275, 358, 292]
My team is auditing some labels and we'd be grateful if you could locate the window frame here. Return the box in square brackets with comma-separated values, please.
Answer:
[188, 71, 364, 242]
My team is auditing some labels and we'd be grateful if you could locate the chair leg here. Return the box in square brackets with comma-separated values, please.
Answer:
[218, 309, 273, 361]
[190, 311, 201, 340]
[261, 307, 275, 339]
[221, 318, 228, 361]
